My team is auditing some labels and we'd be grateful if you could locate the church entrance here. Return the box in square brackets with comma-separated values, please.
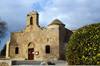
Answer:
[28, 48, 34, 60]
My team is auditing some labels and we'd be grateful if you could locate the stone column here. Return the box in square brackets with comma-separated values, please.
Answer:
[6, 38, 10, 58]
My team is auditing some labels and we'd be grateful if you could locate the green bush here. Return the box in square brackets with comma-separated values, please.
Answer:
[66, 23, 100, 65]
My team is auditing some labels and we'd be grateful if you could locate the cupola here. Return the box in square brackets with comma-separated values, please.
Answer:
[48, 19, 65, 27]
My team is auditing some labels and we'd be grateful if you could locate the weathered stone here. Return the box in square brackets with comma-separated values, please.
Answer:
[0, 60, 12, 66]
[6, 11, 73, 61]
[40, 61, 48, 65]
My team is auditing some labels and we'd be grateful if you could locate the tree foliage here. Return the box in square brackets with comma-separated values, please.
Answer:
[0, 44, 6, 56]
[0, 18, 7, 43]
[66, 22, 100, 65]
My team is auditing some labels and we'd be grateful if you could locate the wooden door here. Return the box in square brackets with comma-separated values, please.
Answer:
[28, 48, 34, 60]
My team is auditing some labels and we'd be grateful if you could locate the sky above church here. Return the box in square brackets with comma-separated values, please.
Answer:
[0, 0, 100, 51]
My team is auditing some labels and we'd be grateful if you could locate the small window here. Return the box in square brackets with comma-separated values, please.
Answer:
[47, 38, 49, 42]
[15, 47, 19, 54]
[30, 17, 33, 25]
[46, 45, 50, 53]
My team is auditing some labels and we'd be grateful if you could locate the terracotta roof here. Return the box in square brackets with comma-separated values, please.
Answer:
[48, 19, 65, 26]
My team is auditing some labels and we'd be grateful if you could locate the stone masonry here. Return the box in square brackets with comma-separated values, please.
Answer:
[6, 11, 73, 61]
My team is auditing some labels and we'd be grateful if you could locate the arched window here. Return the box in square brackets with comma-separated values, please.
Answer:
[46, 45, 50, 53]
[30, 17, 33, 25]
[15, 47, 19, 54]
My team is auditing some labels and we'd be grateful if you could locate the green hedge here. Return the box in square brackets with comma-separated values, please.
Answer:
[66, 23, 100, 65]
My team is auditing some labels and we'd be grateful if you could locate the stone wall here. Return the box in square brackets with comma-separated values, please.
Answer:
[59, 26, 73, 60]
[6, 11, 73, 61]
[9, 25, 59, 61]
[0, 60, 11, 66]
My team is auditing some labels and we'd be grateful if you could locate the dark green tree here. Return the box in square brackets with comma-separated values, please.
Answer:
[0, 44, 6, 56]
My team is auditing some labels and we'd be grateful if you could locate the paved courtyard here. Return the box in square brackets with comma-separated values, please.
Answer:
[12, 60, 67, 65]
[0, 58, 67, 65]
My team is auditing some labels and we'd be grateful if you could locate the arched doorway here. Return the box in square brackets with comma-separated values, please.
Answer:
[28, 48, 34, 60]
[28, 42, 35, 60]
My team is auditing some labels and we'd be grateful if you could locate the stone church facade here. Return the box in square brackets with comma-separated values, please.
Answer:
[6, 11, 73, 61]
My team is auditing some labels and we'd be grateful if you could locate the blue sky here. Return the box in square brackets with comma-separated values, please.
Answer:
[0, 0, 100, 51]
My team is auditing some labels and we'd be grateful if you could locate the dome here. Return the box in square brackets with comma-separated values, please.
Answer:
[48, 19, 65, 26]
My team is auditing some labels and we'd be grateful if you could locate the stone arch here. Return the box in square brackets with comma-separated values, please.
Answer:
[28, 42, 35, 48]
[30, 17, 33, 25]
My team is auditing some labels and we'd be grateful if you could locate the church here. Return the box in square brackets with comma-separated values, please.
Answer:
[6, 11, 73, 61]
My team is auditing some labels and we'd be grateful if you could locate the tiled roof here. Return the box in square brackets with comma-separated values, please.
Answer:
[48, 19, 65, 26]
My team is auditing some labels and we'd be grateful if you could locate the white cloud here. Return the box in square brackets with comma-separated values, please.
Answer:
[38, 0, 100, 30]
[0, 0, 100, 32]
[0, 0, 100, 51]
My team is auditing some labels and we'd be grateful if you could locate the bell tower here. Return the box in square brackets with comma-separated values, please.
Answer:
[27, 11, 39, 26]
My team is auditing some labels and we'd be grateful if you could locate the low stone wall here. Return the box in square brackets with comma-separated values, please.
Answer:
[0, 60, 12, 66]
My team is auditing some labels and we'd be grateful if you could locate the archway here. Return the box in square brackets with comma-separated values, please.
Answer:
[28, 42, 35, 60]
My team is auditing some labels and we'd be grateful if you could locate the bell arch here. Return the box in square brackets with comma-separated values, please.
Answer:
[30, 17, 33, 25]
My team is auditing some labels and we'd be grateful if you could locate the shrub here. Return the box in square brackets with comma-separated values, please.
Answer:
[66, 23, 100, 65]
